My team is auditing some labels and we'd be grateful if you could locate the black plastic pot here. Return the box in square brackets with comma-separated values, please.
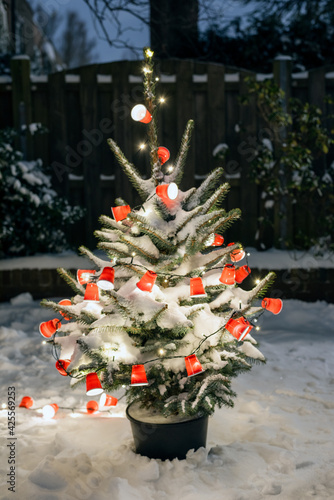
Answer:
[126, 402, 209, 461]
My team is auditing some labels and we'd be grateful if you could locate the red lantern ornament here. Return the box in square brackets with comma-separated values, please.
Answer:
[131, 104, 152, 123]
[84, 283, 99, 302]
[131, 364, 149, 386]
[235, 265, 251, 284]
[212, 234, 224, 247]
[58, 299, 72, 320]
[156, 183, 178, 202]
[97, 267, 115, 290]
[227, 242, 246, 262]
[111, 204, 131, 222]
[39, 318, 61, 338]
[77, 269, 96, 285]
[219, 264, 236, 285]
[136, 270, 157, 292]
[42, 403, 59, 419]
[185, 354, 205, 377]
[190, 277, 207, 298]
[225, 317, 253, 341]
[262, 298, 283, 315]
[100, 393, 118, 407]
[157, 146, 170, 164]
[86, 373, 104, 396]
[55, 359, 71, 376]
[86, 401, 99, 414]
[19, 396, 34, 408]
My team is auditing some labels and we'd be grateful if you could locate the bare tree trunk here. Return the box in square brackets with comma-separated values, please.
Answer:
[150, 0, 199, 58]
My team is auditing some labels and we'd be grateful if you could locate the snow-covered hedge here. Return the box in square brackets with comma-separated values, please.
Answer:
[0, 128, 84, 257]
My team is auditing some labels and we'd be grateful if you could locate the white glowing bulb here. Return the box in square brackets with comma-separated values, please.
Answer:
[256, 326, 260, 331]
[159, 348, 165, 355]
[155, 77, 159, 81]
[143, 66, 152, 74]
[122, 385, 126, 388]
[256, 279, 260, 284]
[145, 48, 154, 58]
[167, 182, 178, 200]
[247, 252, 250, 256]
[2, 403, 7, 409]
[166, 165, 174, 173]
[254, 318, 258, 323]
[139, 143, 146, 150]
[159, 97, 165, 103]
[131, 104, 147, 121]
[42, 404, 57, 419]
[131, 252, 136, 257]
[70, 413, 80, 418]
[42, 340, 46, 345]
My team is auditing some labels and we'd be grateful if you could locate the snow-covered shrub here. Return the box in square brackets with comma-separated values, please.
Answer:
[242, 78, 334, 252]
[0, 128, 84, 257]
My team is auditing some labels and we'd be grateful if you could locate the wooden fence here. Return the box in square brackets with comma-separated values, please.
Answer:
[1, 56, 334, 248]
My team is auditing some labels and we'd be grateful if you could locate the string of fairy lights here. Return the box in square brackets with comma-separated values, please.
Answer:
[19, 47, 282, 419]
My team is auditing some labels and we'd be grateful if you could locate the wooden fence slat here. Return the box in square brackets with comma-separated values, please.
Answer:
[111, 61, 137, 207]
[208, 63, 226, 170]
[10, 56, 32, 158]
[273, 56, 293, 248]
[31, 83, 49, 164]
[176, 60, 195, 190]
[48, 70, 68, 191]
[79, 64, 101, 247]
[239, 70, 258, 246]
[158, 59, 178, 166]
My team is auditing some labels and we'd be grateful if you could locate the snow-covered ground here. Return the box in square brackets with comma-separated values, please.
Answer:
[0, 294, 333, 500]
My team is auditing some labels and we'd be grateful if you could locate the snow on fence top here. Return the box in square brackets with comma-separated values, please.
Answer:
[1, 70, 329, 86]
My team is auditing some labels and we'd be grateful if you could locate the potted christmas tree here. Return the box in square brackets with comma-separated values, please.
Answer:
[40, 48, 282, 461]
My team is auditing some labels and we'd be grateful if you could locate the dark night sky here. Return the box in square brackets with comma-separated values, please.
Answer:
[28, 0, 255, 62]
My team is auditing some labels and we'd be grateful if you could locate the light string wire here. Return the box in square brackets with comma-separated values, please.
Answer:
[20, 392, 126, 416]
[49, 299, 262, 382]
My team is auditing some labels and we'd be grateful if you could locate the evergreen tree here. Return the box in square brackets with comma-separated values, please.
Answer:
[41, 49, 281, 419]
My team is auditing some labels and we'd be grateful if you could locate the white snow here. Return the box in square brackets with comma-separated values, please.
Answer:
[159, 74, 176, 83]
[212, 143, 229, 157]
[0, 294, 333, 499]
[0, 251, 89, 270]
[193, 74, 208, 83]
[97, 75, 112, 84]
[225, 73, 240, 82]
[65, 75, 81, 83]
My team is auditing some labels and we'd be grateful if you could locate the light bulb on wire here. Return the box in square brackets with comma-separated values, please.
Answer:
[145, 48, 154, 58]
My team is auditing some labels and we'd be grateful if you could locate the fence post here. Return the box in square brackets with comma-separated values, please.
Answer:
[10, 55, 32, 159]
[273, 55, 292, 249]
